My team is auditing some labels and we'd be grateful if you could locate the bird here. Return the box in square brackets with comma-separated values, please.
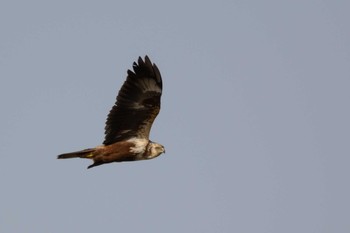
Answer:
[57, 56, 165, 169]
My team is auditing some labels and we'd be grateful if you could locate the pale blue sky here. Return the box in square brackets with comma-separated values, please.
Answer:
[1, 0, 349, 232]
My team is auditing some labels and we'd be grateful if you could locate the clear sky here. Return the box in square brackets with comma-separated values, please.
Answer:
[1, 0, 349, 232]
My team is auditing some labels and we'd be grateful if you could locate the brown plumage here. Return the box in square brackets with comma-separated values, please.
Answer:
[57, 56, 165, 169]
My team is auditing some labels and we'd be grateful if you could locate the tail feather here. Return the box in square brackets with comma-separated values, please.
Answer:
[57, 148, 96, 159]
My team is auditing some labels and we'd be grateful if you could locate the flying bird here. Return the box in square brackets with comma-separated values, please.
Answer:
[57, 56, 165, 169]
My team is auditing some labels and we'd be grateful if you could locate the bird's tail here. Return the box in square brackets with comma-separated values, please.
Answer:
[57, 148, 96, 159]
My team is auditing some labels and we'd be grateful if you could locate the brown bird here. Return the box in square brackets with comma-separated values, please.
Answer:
[57, 56, 165, 169]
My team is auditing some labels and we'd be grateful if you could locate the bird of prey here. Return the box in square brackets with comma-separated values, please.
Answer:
[57, 56, 165, 169]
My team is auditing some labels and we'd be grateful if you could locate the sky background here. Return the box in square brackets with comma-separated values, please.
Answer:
[1, 0, 349, 232]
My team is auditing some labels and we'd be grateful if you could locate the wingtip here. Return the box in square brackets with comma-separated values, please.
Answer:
[144, 55, 151, 64]
[137, 55, 152, 66]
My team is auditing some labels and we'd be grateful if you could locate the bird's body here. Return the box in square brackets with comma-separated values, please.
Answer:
[57, 56, 165, 169]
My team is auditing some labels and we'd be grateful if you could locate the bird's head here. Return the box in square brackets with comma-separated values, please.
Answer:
[146, 142, 165, 159]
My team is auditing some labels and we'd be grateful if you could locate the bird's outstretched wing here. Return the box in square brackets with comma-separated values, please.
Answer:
[103, 56, 162, 145]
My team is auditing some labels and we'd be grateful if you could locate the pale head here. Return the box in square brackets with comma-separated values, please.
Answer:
[146, 142, 165, 159]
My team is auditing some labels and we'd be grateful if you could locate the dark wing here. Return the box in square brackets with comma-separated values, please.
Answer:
[103, 56, 162, 145]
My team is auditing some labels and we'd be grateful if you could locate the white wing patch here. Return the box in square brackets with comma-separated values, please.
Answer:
[127, 138, 148, 154]
[140, 78, 162, 94]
